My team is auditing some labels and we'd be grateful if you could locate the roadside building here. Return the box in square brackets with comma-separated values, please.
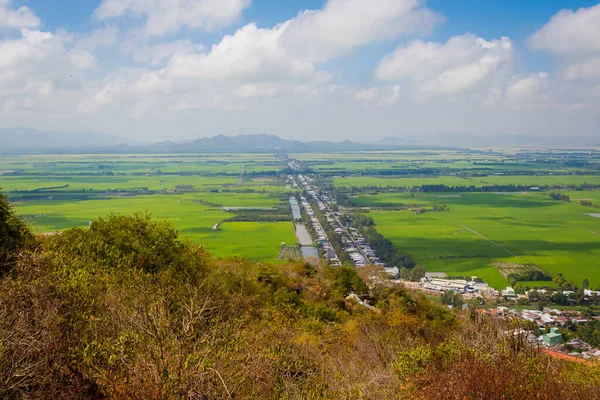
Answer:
[422, 278, 468, 293]
[501, 287, 516, 299]
[542, 328, 562, 347]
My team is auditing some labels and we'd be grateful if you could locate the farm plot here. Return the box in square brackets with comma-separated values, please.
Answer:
[364, 192, 600, 289]
[277, 246, 303, 260]
[16, 194, 296, 261]
[5, 152, 296, 262]
[334, 175, 600, 189]
[204, 222, 297, 261]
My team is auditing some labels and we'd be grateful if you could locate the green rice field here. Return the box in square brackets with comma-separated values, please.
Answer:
[13, 193, 297, 262]
[334, 175, 600, 189]
[360, 192, 600, 288]
[2, 153, 297, 262]
[3, 149, 600, 284]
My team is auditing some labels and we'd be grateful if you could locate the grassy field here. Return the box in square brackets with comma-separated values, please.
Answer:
[205, 222, 297, 261]
[361, 192, 600, 288]
[294, 150, 599, 174]
[16, 194, 228, 231]
[0, 154, 281, 176]
[15, 193, 295, 262]
[0, 175, 238, 191]
[334, 175, 600, 189]
[4, 150, 600, 278]
[2, 153, 299, 262]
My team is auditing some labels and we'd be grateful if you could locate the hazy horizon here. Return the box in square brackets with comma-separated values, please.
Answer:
[1, 0, 599, 143]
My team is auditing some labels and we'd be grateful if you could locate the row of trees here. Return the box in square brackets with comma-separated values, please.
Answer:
[507, 269, 552, 284]
[399, 265, 426, 282]
[227, 205, 293, 222]
[440, 291, 464, 308]
[352, 214, 416, 269]
[548, 192, 570, 201]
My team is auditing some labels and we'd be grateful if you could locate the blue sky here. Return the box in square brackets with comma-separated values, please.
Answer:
[25, 0, 596, 73]
[1, 0, 599, 141]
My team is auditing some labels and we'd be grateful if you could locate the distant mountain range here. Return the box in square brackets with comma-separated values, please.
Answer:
[1, 128, 598, 154]
[0, 130, 458, 154]
[144, 135, 411, 153]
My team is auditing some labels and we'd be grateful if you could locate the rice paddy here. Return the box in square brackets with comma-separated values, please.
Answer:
[3, 149, 600, 287]
[2, 154, 297, 262]
[357, 192, 600, 288]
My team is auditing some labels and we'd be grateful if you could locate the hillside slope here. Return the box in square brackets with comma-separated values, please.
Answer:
[0, 197, 598, 398]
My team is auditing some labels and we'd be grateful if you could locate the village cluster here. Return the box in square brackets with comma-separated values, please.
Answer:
[298, 174, 385, 268]
[410, 277, 600, 362]
[484, 307, 600, 362]
[298, 174, 398, 268]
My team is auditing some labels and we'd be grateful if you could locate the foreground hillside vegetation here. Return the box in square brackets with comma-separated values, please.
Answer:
[1, 194, 599, 399]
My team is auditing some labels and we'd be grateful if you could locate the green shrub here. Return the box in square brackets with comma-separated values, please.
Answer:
[0, 192, 33, 272]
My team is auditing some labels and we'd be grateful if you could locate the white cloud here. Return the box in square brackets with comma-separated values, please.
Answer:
[529, 4, 600, 88]
[279, 0, 443, 64]
[354, 87, 379, 102]
[130, 39, 204, 66]
[0, 29, 96, 113]
[529, 4, 600, 55]
[94, 0, 251, 37]
[69, 49, 98, 70]
[164, 22, 318, 83]
[2, 0, 598, 142]
[0, 0, 40, 30]
[84, 0, 437, 115]
[563, 58, 600, 81]
[127, 0, 440, 93]
[75, 26, 120, 51]
[375, 34, 513, 94]
[354, 85, 400, 107]
[504, 72, 551, 108]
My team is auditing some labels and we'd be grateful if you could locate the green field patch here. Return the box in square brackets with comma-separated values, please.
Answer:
[334, 176, 471, 188]
[333, 175, 600, 189]
[200, 222, 297, 261]
[421, 258, 508, 288]
[14, 193, 296, 262]
[2, 151, 293, 262]
[192, 192, 285, 208]
[365, 192, 600, 288]
[0, 175, 237, 192]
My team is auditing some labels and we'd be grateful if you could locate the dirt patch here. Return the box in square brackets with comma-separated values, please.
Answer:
[277, 245, 302, 260]
[541, 349, 597, 366]
[493, 262, 546, 279]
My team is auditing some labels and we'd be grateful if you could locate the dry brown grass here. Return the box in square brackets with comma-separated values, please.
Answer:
[1, 214, 599, 399]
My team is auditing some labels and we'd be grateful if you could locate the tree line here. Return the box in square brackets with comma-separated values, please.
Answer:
[351, 213, 416, 269]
